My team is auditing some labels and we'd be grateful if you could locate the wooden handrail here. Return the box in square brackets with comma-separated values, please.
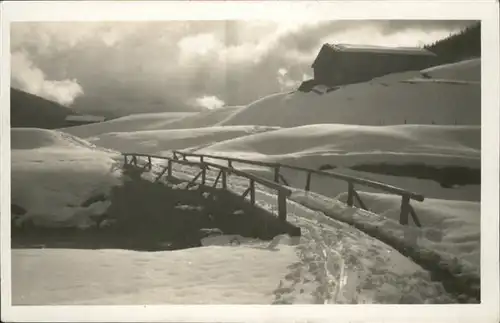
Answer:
[123, 152, 292, 197]
[123, 151, 425, 227]
[173, 150, 424, 202]
[202, 161, 292, 196]
[175, 151, 276, 168]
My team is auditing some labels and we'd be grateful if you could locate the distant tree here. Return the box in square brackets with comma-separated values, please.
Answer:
[424, 23, 480, 64]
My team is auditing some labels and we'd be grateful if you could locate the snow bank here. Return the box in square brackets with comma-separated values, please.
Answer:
[11, 128, 123, 228]
[11, 128, 101, 151]
[196, 124, 480, 169]
[219, 59, 480, 127]
[290, 191, 480, 290]
[86, 125, 279, 156]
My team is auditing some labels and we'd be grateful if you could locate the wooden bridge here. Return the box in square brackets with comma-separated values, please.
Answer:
[122, 150, 424, 228]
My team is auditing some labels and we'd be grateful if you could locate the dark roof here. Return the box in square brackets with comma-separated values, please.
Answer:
[313, 43, 437, 67]
[328, 43, 436, 56]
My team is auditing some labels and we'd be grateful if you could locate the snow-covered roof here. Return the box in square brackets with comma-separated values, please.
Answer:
[65, 115, 106, 122]
[326, 43, 437, 56]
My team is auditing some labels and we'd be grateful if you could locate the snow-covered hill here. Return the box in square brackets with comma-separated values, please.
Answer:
[219, 59, 480, 127]
[10, 58, 483, 305]
[84, 125, 279, 155]
[63, 106, 243, 138]
[195, 124, 480, 169]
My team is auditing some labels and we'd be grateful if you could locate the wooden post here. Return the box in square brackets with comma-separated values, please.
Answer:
[147, 156, 152, 170]
[274, 166, 281, 183]
[278, 191, 287, 221]
[201, 165, 206, 185]
[353, 189, 368, 211]
[228, 160, 233, 168]
[132, 155, 137, 166]
[124, 155, 128, 165]
[200, 156, 204, 163]
[221, 169, 227, 189]
[167, 160, 172, 178]
[400, 195, 410, 226]
[249, 179, 255, 205]
[347, 182, 354, 207]
[408, 204, 422, 227]
[305, 171, 312, 191]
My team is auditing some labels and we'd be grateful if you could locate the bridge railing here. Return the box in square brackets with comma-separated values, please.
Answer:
[172, 150, 424, 227]
[122, 152, 292, 222]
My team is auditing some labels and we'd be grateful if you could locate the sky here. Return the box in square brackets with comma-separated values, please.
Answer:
[11, 20, 475, 116]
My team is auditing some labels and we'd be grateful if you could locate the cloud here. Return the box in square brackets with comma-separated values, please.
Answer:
[194, 95, 225, 110]
[10, 20, 476, 115]
[11, 51, 84, 106]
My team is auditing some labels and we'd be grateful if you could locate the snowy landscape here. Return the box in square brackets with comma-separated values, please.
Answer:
[6, 19, 486, 310]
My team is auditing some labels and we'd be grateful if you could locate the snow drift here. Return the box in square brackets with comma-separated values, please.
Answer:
[195, 124, 480, 169]
[11, 128, 123, 228]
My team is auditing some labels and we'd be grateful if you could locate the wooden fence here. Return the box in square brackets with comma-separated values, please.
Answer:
[122, 153, 292, 222]
[172, 150, 424, 227]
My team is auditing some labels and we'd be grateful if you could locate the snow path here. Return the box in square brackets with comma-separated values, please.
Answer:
[155, 162, 456, 303]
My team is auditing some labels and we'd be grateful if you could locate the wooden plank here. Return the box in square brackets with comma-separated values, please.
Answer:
[279, 174, 289, 186]
[352, 189, 368, 211]
[186, 170, 204, 188]
[212, 169, 223, 188]
[399, 195, 410, 226]
[249, 179, 255, 204]
[154, 166, 168, 182]
[278, 192, 287, 221]
[408, 204, 422, 227]
[241, 186, 251, 199]
[347, 182, 354, 207]
[305, 171, 312, 191]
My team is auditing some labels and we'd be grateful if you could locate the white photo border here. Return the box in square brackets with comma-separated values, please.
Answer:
[1, 1, 498, 322]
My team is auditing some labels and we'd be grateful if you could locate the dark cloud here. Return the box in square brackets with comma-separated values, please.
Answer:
[11, 20, 474, 116]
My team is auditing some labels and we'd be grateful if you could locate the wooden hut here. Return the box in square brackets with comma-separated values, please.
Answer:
[311, 43, 437, 87]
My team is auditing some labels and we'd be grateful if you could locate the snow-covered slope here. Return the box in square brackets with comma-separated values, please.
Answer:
[195, 124, 480, 169]
[421, 59, 480, 82]
[11, 128, 123, 228]
[12, 202, 457, 305]
[219, 59, 480, 127]
[84, 125, 279, 156]
[61, 112, 196, 138]
[63, 106, 243, 138]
